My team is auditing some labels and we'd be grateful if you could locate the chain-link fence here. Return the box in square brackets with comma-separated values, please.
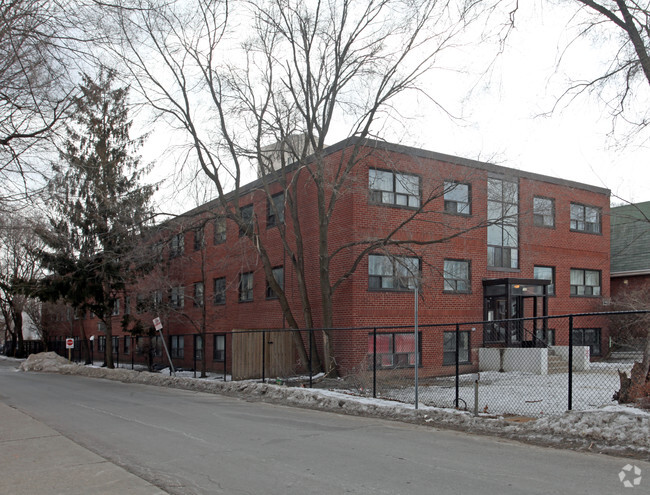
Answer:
[27, 310, 649, 417]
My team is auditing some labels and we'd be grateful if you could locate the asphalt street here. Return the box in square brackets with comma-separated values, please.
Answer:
[0, 359, 647, 494]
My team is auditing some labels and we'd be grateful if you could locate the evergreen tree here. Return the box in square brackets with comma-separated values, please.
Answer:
[38, 68, 154, 368]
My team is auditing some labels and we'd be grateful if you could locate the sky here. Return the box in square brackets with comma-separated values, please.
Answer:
[408, 1, 650, 205]
[140, 1, 650, 209]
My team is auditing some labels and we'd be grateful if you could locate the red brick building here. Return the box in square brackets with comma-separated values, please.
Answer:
[45, 139, 611, 375]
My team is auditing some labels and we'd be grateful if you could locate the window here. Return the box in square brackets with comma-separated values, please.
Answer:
[239, 204, 254, 236]
[570, 269, 601, 296]
[239, 272, 254, 301]
[171, 286, 184, 308]
[74, 307, 85, 320]
[98, 335, 106, 352]
[367, 332, 421, 369]
[112, 298, 120, 316]
[151, 290, 163, 309]
[267, 192, 285, 228]
[194, 227, 204, 251]
[194, 335, 203, 360]
[112, 336, 119, 354]
[266, 266, 284, 299]
[214, 217, 226, 244]
[534, 266, 555, 295]
[124, 336, 131, 354]
[487, 177, 519, 269]
[193, 282, 204, 307]
[368, 254, 420, 290]
[170, 233, 185, 258]
[533, 197, 555, 228]
[444, 181, 471, 215]
[124, 296, 131, 315]
[369, 169, 420, 208]
[572, 328, 601, 356]
[136, 294, 146, 313]
[152, 242, 163, 262]
[213, 334, 226, 362]
[170, 335, 184, 359]
[570, 203, 601, 234]
[214, 277, 226, 305]
[443, 331, 470, 365]
[443, 260, 470, 293]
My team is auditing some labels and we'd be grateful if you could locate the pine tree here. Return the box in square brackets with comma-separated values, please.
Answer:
[38, 68, 154, 368]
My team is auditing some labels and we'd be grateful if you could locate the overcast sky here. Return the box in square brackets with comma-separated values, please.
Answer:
[141, 1, 650, 209]
[406, 1, 650, 205]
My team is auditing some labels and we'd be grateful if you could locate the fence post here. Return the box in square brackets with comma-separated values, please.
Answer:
[372, 327, 377, 399]
[455, 323, 460, 408]
[308, 328, 313, 388]
[568, 315, 573, 411]
[224, 333, 228, 382]
[261, 330, 266, 383]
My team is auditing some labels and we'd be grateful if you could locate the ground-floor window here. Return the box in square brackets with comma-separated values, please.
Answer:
[213, 334, 225, 362]
[194, 335, 203, 360]
[572, 328, 601, 357]
[124, 336, 131, 354]
[367, 332, 421, 369]
[98, 335, 106, 352]
[443, 331, 470, 365]
[170, 335, 184, 359]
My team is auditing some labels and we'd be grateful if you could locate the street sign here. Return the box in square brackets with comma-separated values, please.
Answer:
[65, 338, 74, 349]
[153, 317, 163, 331]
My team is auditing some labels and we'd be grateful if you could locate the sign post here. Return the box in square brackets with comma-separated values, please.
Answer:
[65, 338, 74, 362]
[153, 317, 176, 377]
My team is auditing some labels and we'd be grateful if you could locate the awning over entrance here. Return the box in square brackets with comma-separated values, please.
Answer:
[483, 278, 551, 347]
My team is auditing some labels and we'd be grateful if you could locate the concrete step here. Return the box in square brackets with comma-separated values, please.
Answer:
[547, 355, 567, 374]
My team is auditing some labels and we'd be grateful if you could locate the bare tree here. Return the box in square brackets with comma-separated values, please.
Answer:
[104, 0, 507, 374]
[0, 0, 113, 208]
[0, 213, 44, 356]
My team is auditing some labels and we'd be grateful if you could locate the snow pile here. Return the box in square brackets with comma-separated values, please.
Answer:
[18, 352, 650, 457]
[19, 352, 77, 372]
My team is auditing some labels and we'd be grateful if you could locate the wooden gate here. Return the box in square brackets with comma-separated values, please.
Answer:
[231, 329, 295, 380]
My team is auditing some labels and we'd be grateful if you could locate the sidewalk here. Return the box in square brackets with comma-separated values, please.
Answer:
[0, 402, 167, 495]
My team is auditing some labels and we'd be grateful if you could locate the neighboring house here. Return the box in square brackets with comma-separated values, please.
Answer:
[610, 201, 650, 295]
[45, 138, 611, 375]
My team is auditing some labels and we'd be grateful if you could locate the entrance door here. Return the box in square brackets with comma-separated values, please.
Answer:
[484, 296, 524, 345]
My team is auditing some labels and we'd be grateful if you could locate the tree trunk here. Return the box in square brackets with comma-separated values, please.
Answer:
[614, 333, 650, 403]
[104, 317, 114, 369]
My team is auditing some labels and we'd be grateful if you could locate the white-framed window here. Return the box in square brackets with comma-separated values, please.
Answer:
[533, 196, 555, 228]
[194, 227, 204, 250]
[570, 203, 601, 234]
[239, 204, 254, 236]
[570, 268, 601, 296]
[214, 217, 226, 244]
[444, 181, 471, 215]
[534, 265, 555, 295]
[213, 334, 226, 362]
[443, 260, 470, 293]
[170, 335, 184, 358]
[112, 298, 120, 316]
[369, 169, 420, 208]
[368, 254, 420, 290]
[170, 233, 185, 258]
[124, 296, 131, 315]
[443, 331, 470, 365]
[194, 335, 203, 360]
[239, 272, 254, 301]
[194, 282, 204, 307]
[266, 266, 284, 299]
[151, 290, 163, 309]
[267, 192, 285, 228]
[214, 277, 226, 305]
[368, 332, 421, 369]
[487, 177, 519, 269]
[170, 286, 185, 308]
[572, 328, 601, 356]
